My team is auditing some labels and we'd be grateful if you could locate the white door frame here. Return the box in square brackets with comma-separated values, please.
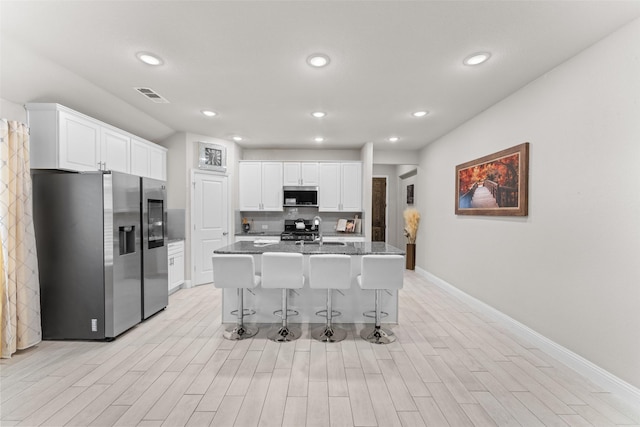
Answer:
[190, 169, 230, 286]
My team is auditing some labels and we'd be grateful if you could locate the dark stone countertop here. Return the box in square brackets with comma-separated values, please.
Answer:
[215, 241, 404, 256]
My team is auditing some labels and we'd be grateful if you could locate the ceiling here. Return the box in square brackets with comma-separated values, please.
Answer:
[2, 1, 640, 151]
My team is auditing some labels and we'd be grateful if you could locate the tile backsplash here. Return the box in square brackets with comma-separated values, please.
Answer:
[167, 209, 186, 239]
[237, 207, 363, 234]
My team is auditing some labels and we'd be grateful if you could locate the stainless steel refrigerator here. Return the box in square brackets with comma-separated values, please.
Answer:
[141, 177, 168, 319]
[32, 171, 143, 339]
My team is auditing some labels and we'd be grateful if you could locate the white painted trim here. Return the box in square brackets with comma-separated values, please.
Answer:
[415, 267, 640, 408]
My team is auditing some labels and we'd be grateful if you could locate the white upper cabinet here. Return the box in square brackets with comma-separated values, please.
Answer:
[283, 162, 319, 186]
[239, 162, 262, 210]
[318, 163, 341, 211]
[319, 162, 362, 212]
[130, 138, 150, 178]
[28, 108, 102, 171]
[340, 162, 362, 211]
[101, 128, 130, 173]
[130, 138, 167, 181]
[148, 144, 167, 181]
[239, 161, 283, 211]
[26, 103, 166, 180]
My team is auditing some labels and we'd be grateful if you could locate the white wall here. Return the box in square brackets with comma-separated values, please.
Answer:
[159, 132, 239, 283]
[373, 149, 420, 165]
[418, 18, 640, 388]
[361, 143, 374, 241]
[159, 132, 187, 209]
[0, 98, 26, 123]
[242, 148, 361, 161]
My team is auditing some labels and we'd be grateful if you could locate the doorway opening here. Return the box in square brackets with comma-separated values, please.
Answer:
[372, 177, 387, 242]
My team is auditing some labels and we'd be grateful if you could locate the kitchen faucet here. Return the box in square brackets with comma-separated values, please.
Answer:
[313, 216, 323, 246]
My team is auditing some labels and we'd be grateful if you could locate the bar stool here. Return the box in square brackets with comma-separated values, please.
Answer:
[261, 252, 305, 342]
[309, 254, 351, 343]
[212, 254, 260, 340]
[357, 255, 404, 344]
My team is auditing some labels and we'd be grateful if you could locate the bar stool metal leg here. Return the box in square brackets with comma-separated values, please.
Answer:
[224, 288, 258, 340]
[311, 289, 347, 342]
[268, 289, 301, 342]
[360, 289, 396, 344]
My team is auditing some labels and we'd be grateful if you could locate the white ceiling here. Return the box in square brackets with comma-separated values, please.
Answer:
[2, 1, 640, 151]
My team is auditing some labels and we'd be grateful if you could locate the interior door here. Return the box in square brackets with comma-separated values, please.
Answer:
[192, 171, 228, 285]
[372, 177, 387, 242]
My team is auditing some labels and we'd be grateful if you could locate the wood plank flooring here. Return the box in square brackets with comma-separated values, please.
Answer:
[2, 271, 639, 426]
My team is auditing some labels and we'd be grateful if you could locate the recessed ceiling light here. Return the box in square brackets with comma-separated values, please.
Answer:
[314, 137, 324, 143]
[136, 52, 163, 66]
[311, 111, 326, 118]
[388, 136, 399, 143]
[307, 53, 330, 68]
[412, 111, 428, 117]
[201, 110, 217, 117]
[463, 52, 491, 66]
[232, 136, 243, 142]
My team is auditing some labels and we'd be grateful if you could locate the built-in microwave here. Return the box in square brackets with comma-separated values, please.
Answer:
[283, 186, 318, 207]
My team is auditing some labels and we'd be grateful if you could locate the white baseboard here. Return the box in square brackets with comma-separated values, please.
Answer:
[416, 267, 640, 407]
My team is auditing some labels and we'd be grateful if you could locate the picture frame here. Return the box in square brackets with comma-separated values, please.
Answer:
[406, 184, 414, 205]
[455, 142, 529, 216]
[198, 142, 226, 172]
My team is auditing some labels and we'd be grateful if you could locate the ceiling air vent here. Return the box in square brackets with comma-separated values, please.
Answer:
[134, 87, 169, 103]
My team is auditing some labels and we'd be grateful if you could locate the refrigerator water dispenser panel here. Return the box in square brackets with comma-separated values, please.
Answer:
[119, 226, 136, 255]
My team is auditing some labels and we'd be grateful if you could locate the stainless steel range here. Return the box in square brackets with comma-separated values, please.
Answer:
[280, 219, 318, 242]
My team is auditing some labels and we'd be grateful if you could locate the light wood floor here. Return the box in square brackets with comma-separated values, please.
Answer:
[2, 271, 639, 427]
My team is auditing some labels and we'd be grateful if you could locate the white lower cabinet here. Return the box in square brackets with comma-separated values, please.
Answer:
[168, 240, 185, 293]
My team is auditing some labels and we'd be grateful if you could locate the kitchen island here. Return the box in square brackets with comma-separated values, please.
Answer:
[214, 241, 405, 323]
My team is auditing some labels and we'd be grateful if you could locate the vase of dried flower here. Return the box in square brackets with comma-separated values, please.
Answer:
[406, 243, 416, 270]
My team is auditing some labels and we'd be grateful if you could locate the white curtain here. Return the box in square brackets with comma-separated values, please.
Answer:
[0, 119, 42, 357]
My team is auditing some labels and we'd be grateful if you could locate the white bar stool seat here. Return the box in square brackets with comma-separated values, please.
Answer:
[357, 255, 404, 344]
[261, 252, 305, 342]
[212, 254, 260, 340]
[309, 254, 351, 343]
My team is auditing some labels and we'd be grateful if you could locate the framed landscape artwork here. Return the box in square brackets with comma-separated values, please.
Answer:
[455, 142, 529, 216]
[198, 142, 226, 172]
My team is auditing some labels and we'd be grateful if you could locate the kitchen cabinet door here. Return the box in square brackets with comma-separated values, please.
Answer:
[149, 144, 167, 181]
[260, 162, 283, 210]
[130, 138, 167, 180]
[319, 163, 341, 211]
[101, 128, 130, 173]
[319, 162, 362, 212]
[239, 162, 283, 211]
[300, 162, 319, 186]
[58, 110, 101, 171]
[130, 139, 150, 177]
[168, 240, 185, 292]
[340, 162, 362, 211]
[239, 162, 262, 210]
[283, 162, 301, 186]
[283, 162, 319, 186]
